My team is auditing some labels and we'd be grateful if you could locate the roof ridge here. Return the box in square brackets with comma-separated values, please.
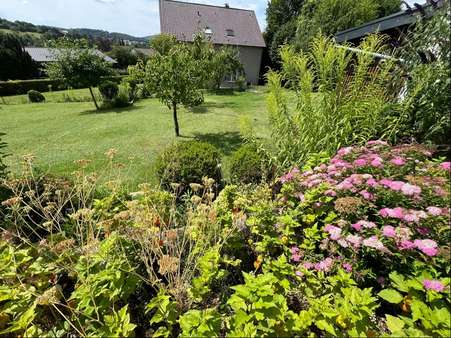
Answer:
[161, 0, 254, 13]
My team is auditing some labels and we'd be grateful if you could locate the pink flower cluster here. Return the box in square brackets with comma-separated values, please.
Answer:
[291, 246, 301, 262]
[280, 167, 300, 183]
[423, 279, 446, 292]
[379, 207, 428, 223]
[379, 179, 422, 196]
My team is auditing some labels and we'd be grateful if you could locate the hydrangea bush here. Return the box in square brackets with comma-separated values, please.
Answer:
[220, 141, 450, 336]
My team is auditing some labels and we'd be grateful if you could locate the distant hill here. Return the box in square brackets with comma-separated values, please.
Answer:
[0, 17, 154, 49]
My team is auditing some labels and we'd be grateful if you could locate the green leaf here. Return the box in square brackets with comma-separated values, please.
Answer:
[378, 289, 403, 304]
[385, 314, 405, 333]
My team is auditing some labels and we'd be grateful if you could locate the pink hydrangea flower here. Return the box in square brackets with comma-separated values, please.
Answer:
[379, 207, 404, 219]
[337, 147, 353, 156]
[351, 223, 362, 232]
[280, 167, 300, 183]
[360, 190, 374, 200]
[346, 234, 362, 248]
[354, 158, 367, 167]
[291, 246, 301, 262]
[324, 225, 342, 240]
[423, 279, 445, 292]
[399, 240, 415, 250]
[414, 239, 438, 256]
[401, 183, 422, 196]
[390, 157, 406, 166]
[382, 226, 396, 238]
[342, 263, 353, 272]
[315, 257, 334, 272]
[324, 189, 337, 197]
[426, 206, 442, 216]
[370, 157, 383, 168]
[303, 262, 314, 269]
[366, 178, 378, 187]
[439, 162, 451, 171]
[363, 236, 386, 251]
[336, 180, 354, 190]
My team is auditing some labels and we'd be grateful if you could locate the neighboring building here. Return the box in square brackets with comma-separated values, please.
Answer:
[24, 47, 117, 65]
[159, 0, 265, 85]
[335, 0, 444, 46]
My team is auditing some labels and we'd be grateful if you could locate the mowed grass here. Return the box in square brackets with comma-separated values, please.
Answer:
[1, 87, 270, 188]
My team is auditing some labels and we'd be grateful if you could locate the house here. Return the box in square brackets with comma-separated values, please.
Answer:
[335, 0, 445, 46]
[159, 0, 265, 85]
[24, 47, 117, 65]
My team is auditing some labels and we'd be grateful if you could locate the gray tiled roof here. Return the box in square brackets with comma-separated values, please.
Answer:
[159, 0, 265, 48]
[24, 47, 117, 63]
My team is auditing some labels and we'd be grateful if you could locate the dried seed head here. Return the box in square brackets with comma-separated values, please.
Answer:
[158, 255, 179, 275]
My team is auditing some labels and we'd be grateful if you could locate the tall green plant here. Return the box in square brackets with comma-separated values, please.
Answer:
[249, 35, 396, 169]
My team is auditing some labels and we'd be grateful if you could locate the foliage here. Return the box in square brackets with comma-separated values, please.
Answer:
[256, 35, 397, 169]
[45, 38, 113, 110]
[396, 3, 450, 145]
[0, 141, 449, 336]
[0, 32, 38, 81]
[208, 47, 244, 90]
[27, 90, 45, 103]
[297, 0, 401, 52]
[229, 144, 273, 184]
[108, 46, 139, 69]
[149, 34, 178, 56]
[99, 80, 119, 101]
[144, 42, 205, 136]
[378, 271, 450, 336]
[155, 141, 222, 192]
[265, 0, 306, 66]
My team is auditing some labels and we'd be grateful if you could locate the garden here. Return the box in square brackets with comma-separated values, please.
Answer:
[0, 2, 450, 337]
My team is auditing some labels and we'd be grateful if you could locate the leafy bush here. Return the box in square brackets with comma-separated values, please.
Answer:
[98, 80, 119, 101]
[396, 3, 450, 145]
[229, 144, 272, 184]
[27, 90, 45, 103]
[155, 141, 222, 191]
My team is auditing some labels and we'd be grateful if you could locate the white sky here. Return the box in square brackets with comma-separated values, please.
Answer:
[0, 0, 425, 37]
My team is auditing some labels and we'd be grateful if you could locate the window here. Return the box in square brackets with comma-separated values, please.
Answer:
[226, 29, 235, 37]
[204, 27, 212, 35]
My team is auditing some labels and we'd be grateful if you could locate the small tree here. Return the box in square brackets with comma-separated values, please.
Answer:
[46, 38, 113, 110]
[144, 43, 204, 137]
[209, 47, 244, 89]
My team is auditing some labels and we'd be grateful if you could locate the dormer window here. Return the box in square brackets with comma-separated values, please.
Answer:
[204, 27, 213, 35]
[226, 29, 235, 37]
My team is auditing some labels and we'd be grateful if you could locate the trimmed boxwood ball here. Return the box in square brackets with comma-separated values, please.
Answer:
[229, 144, 272, 184]
[155, 141, 222, 191]
[27, 90, 45, 103]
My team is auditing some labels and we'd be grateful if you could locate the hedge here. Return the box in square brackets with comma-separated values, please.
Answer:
[0, 76, 126, 96]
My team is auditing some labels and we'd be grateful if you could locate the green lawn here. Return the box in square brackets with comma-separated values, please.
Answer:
[1, 87, 270, 188]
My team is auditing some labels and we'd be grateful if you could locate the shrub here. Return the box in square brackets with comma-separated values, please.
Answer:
[229, 144, 272, 184]
[99, 81, 119, 102]
[27, 90, 45, 103]
[112, 85, 132, 108]
[155, 141, 222, 191]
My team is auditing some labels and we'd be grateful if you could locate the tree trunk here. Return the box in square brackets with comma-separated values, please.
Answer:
[88, 87, 99, 110]
[172, 103, 180, 137]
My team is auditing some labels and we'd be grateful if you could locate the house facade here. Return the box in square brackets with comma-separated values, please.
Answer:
[159, 0, 265, 85]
